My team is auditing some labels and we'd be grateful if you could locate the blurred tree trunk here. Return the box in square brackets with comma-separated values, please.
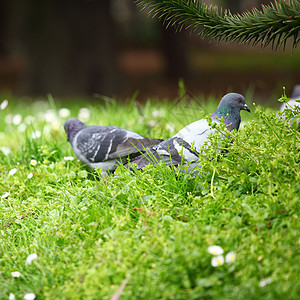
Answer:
[0, 1, 8, 56]
[161, 26, 189, 81]
[6, 0, 122, 97]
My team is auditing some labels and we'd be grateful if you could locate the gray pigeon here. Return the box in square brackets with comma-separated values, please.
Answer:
[279, 84, 300, 126]
[126, 93, 250, 170]
[64, 118, 163, 174]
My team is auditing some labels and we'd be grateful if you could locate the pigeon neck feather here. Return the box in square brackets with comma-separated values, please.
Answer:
[68, 122, 87, 144]
[212, 104, 241, 131]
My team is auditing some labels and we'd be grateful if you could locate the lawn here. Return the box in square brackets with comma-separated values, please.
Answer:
[0, 91, 299, 299]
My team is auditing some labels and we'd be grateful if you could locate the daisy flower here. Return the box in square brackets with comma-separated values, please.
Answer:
[9, 293, 15, 300]
[30, 159, 38, 166]
[64, 156, 74, 161]
[1, 192, 9, 199]
[11, 271, 21, 278]
[225, 252, 236, 264]
[24, 293, 36, 300]
[9, 168, 17, 176]
[31, 131, 41, 139]
[59, 108, 71, 118]
[211, 255, 224, 267]
[26, 253, 38, 265]
[208, 245, 224, 255]
[78, 108, 91, 122]
[259, 277, 272, 287]
[0, 99, 8, 110]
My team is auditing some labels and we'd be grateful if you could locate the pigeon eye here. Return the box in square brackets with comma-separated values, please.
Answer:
[238, 99, 242, 103]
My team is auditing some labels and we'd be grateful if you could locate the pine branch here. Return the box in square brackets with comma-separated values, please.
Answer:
[136, 0, 300, 50]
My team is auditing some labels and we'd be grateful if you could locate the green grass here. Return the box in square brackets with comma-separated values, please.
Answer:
[0, 92, 299, 299]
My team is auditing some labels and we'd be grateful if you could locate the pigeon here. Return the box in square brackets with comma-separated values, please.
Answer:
[279, 84, 300, 126]
[126, 93, 250, 170]
[64, 118, 163, 174]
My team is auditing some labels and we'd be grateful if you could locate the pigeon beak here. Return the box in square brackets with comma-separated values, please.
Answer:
[243, 104, 251, 112]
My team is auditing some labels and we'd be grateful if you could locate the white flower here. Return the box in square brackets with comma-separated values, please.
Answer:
[24, 293, 36, 300]
[44, 109, 56, 122]
[51, 120, 60, 131]
[31, 131, 41, 139]
[24, 115, 35, 124]
[208, 245, 224, 255]
[259, 277, 272, 287]
[9, 168, 17, 176]
[64, 156, 74, 161]
[211, 255, 224, 267]
[9, 293, 16, 300]
[152, 110, 161, 117]
[0, 99, 8, 110]
[1, 146, 11, 156]
[4, 114, 13, 124]
[225, 251, 236, 264]
[166, 122, 175, 133]
[30, 159, 37, 166]
[26, 253, 38, 265]
[78, 108, 91, 122]
[11, 271, 21, 278]
[1, 192, 9, 199]
[27, 173, 33, 179]
[13, 114, 22, 126]
[148, 120, 156, 127]
[18, 123, 27, 132]
[59, 108, 71, 118]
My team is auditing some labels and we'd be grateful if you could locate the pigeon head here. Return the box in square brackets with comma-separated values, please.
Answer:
[212, 93, 250, 131]
[218, 93, 250, 113]
[64, 118, 87, 143]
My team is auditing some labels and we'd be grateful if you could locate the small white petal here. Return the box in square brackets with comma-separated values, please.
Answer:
[9, 168, 17, 176]
[24, 115, 35, 124]
[1, 146, 11, 156]
[27, 173, 33, 179]
[0, 99, 8, 110]
[31, 131, 41, 139]
[59, 108, 71, 118]
[225, 251, 236, 264]
[147, 120, 156, 127]
[4, 114, 13, 124]
[152, 110, 161, 117]
[24, 293, 36, 300]
[211, 255, 224, 267]
[1, 192, 9, 199]
[51, 120, 60, 131]
[78, 108, 91, 122]
[26, 253, 38, 265]
[64, 156, 74, 161]
[13, 114, 22, 126]
[30, 159, 38, 166]
[208, 245, 224, 255]
[259, 277, 272, 287]
[18, 123, 27, 132]
[166, 122, 175, 133]
[9, 293, 16, 300]
[11, 271, 21, 278]
[44, 109, 56, 122]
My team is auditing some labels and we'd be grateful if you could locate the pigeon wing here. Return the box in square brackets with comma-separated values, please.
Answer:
[75, 126, 130, 163]
[108, 137, 164, 159]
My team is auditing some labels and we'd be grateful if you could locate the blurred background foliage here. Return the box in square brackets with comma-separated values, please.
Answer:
[0, 0, 299, 104]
